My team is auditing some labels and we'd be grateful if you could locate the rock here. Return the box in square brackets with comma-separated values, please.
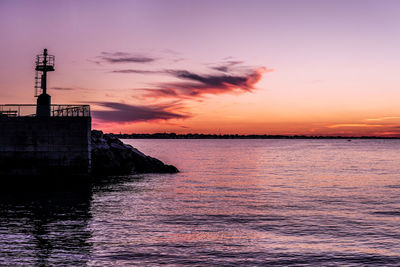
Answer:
[91, 129, 103, 139]
[110, 142, 126, 150]
[91, 130, 179, 176]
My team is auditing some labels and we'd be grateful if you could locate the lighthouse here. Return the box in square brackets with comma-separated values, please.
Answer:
[35, 48, 55, 117]
[0, 48, 91, 177]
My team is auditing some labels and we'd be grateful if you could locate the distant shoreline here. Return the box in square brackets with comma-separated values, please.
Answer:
[116, 133, 400, 139]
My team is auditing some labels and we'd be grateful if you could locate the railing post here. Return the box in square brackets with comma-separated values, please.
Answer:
[0, 104, 90, 117]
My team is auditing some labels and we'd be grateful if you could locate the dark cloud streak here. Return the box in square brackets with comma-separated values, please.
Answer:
[143, 67, 269, 99]
[170, 70, 253, 89]
[52, 87, 75, 91]
[211, 61, 244, 72]
[111, 69, 161, 74]
[99, 51, 155, 64]
[92, 102, 189, 123]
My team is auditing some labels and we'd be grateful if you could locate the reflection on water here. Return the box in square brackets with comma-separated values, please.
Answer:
[0, 191, 92, 266]
[1, 139, 400, 265]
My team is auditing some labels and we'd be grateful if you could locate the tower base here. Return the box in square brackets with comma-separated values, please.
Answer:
[36, 93, 51, 117]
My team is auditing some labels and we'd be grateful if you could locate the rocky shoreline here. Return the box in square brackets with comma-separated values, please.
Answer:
[91, 130, 178, 176]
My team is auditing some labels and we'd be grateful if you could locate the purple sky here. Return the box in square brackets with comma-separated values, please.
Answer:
[1, 0, 400, 135]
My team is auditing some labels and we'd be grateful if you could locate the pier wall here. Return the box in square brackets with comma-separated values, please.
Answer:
[0, 117, 91, 176]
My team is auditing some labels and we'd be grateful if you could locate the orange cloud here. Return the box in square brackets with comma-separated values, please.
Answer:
[143, 67, 270, 100]
[327, 123, 384, 128]
[365, 117, 400, 121]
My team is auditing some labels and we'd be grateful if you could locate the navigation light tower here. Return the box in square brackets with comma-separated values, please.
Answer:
[35, 48, 55, 117]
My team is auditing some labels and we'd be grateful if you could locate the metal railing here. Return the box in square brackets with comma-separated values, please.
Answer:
[0, 105, 90, 117]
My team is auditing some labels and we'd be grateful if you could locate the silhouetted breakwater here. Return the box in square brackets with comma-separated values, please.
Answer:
[91, 130, 178, 176]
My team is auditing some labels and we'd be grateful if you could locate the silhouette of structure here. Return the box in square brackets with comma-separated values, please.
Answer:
[35, 48, 55, 117]
[0, 49, 91, 177]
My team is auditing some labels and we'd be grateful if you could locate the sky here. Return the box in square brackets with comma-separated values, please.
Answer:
[1, 0, 400, 136]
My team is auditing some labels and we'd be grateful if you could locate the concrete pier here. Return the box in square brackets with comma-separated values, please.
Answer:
[0, 116, 91, 176]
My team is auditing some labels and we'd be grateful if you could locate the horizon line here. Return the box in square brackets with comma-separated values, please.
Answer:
[108, 132, 400, 139]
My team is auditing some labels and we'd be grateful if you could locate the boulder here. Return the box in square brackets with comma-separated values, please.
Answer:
[91, 130, 179, 175]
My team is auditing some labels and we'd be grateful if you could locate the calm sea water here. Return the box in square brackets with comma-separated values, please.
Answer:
[1, 139, 400, 266]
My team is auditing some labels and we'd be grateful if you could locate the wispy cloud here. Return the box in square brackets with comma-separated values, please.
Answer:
[92, 101, 189, 123]
[108, 59, 272, 100]
[143, 67, 270, 99]
[52, 87, 75, 91]
[52, 86, 89, 91]
[327, 124, 384, 128]
[110, 69, 161, 74]
[91, 57, 272, 124]
[365, 116, 400, 122]
[211, 61, 244, 72]
[98, 52, 155, 64]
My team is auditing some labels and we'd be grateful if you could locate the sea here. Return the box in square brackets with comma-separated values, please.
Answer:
[1, 139, 400, 266]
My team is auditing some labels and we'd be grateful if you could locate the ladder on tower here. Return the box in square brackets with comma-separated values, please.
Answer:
[34, 70, 42, 97]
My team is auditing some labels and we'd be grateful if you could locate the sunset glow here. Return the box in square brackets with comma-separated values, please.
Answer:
[1, 0, 400, 136]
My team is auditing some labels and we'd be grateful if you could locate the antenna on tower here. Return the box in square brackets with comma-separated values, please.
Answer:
[35, 48, 55, 117]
